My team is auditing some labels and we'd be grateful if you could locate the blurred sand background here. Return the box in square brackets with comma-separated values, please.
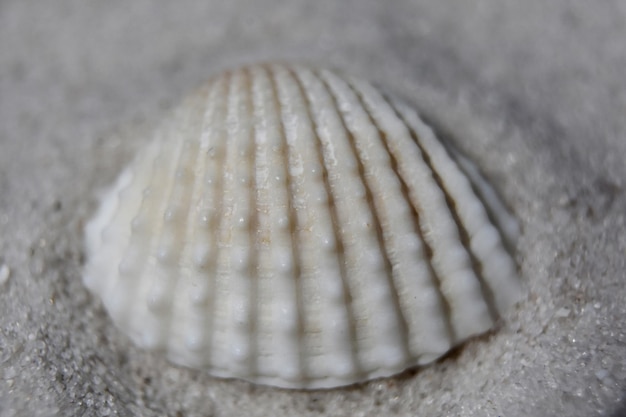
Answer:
[0, 1, 625, 416]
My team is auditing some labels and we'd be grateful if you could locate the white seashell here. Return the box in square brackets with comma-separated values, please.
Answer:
[83, 63, 523, 389]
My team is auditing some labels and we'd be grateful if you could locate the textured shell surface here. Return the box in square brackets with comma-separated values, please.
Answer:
[84, 63, 523, 389]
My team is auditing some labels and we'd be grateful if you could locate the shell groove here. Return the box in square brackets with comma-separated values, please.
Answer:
[84, 63, 523, 389]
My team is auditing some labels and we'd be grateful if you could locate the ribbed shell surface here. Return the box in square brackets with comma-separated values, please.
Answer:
[84, 63, 523, 389]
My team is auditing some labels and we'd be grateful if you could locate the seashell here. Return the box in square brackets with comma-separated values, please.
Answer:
[83, 63, 523, 389]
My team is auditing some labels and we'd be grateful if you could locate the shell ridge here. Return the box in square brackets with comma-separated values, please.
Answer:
[299, 68, 404, 374]
[197, 74, 232, 368]
[303, 68, 391, 373]
[240, 67, 260, 379]
[346, 79, 493, 343]
[210, 70, 245, 373]
[445, 149, 522, 311]
[300, 66, 389, 374]
[91, 154, 146, 297]
[290, 67, 363, 382]
[97, 161, 139, 252]
[168, 78, 223, 364]
[145, 92, 210, 348]
[97, 137, 165, 302]
[438, 138, 520, 253]
[122, 107, 196, 348]
[262, 65, 306, 383]
[218, 68, 258, 376]
[107, 126, 173, 343]
[276, 65, 359, 386]
[317, 69, 412, 369]
[386, 98, 519, 250]
[149, 95, 210, 345]
[249, 65, 299, 382]
[409, 131, 501, 322]
[376, 95, 500, 322]
[340, 75, 456, 360]
[249, 66, 275, 381]
[84, 165, 131, 294]
[387, 98, 521, 316]
[340, 78, 457, 348]
[271, 66, 316, 384]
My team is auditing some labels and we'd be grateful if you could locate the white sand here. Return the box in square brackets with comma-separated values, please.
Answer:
[0, 1, 625, 416]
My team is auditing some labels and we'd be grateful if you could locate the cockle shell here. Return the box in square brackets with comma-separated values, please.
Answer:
[84, 63, 523, 389]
